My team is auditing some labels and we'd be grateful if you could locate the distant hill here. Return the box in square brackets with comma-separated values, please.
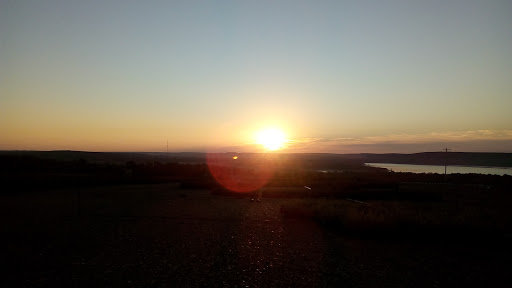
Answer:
[357, 152, 512, 167]
[0, 151, 206, 164]
[1, 151, 511, 168]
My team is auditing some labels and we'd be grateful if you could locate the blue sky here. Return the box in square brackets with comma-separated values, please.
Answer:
[1, 0, 511, 152]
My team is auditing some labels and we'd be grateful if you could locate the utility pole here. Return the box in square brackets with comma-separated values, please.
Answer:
[443, 148, 451, 177]
[167, 140, 169, 153]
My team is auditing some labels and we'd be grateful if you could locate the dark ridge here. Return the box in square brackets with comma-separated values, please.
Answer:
[359, 152, 512, 167]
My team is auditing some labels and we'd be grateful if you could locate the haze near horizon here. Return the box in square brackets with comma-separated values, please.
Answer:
[2, 0, 511, 153]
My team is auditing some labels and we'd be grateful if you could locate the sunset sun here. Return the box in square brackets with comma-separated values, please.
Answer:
[255, 128, 286, 151]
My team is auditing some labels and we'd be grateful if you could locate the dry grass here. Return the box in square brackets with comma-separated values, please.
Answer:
[280, 198, 509, 238]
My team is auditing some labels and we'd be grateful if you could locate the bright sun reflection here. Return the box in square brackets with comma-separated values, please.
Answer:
[256, 128, 286, 151]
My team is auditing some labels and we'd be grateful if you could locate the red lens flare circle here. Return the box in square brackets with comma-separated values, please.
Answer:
[206, 153, 275, 193]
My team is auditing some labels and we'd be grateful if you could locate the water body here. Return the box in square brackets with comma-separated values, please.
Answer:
[366, 163, 512, 176]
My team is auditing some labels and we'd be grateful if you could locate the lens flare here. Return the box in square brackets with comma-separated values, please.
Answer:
[207, 153, 275, 193]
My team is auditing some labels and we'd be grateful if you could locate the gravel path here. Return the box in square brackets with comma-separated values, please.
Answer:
[73, 189, 328, 287]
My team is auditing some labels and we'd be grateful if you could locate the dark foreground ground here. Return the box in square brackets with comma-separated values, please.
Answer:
[1, 183, 510, 287]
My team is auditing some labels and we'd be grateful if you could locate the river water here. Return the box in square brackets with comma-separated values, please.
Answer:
[365, 163, 512, 176]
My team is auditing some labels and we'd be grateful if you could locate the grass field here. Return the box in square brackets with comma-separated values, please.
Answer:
[280, 198, 510, 238]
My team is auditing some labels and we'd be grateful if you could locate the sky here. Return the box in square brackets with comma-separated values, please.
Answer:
[1, 0, 512, 153]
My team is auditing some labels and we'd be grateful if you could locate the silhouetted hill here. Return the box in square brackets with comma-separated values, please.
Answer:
[0, 151, 206, 164]
[2, 151, 511, 167]
[358, 152, 512, 167]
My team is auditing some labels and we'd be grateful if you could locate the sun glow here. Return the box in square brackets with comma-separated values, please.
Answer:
[255, 128, 286, 151]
